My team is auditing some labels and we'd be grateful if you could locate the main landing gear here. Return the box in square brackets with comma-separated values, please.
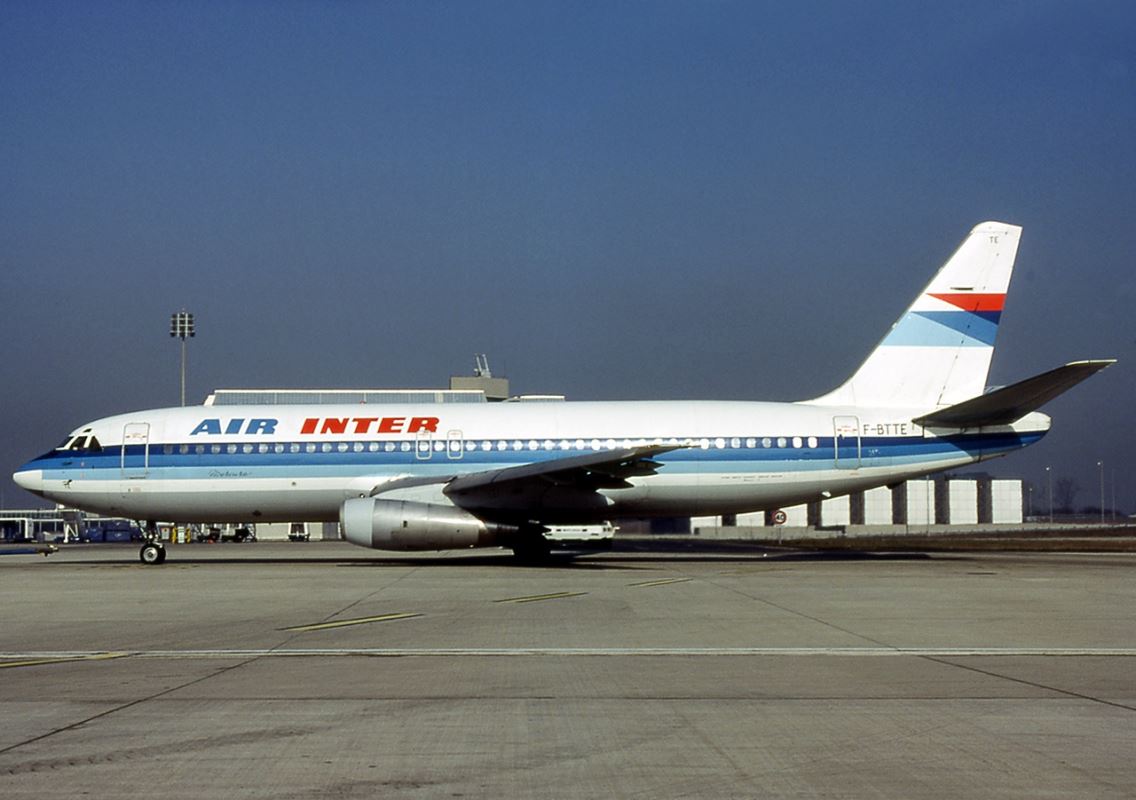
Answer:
[510, 534, 552, 564]
[138, 520, 166, 565]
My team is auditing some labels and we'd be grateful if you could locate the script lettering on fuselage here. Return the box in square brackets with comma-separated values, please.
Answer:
[298, 417, 440, 435]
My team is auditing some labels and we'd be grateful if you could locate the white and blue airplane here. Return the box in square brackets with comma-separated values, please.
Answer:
[13, 222, 1113, 563]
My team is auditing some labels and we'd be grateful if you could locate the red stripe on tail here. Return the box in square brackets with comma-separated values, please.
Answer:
[929, 292, 1005, 312]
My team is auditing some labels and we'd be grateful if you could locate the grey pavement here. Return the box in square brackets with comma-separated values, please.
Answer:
[1, 542, 1134, 798]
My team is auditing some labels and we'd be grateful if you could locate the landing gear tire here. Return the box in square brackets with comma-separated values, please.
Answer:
[139, 542, 166, 565]
[511, 538, 552, 564]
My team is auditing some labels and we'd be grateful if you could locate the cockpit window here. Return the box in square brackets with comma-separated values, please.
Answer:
[56, 433, 102, 452]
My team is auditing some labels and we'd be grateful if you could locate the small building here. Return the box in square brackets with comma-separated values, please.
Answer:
[690, 515, 722, 533]
[947, 479, 979, 525]
[818, 496, 851, 526]
[862, 487, 893, 525]
[770, 504, 808, 527]
[989, 479, 1024, 524]
[902, 479, 936, 526]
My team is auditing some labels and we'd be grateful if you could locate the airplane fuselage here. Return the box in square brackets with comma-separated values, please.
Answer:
[14, 399, 1049, 523]
[11, 221, 1110, 562]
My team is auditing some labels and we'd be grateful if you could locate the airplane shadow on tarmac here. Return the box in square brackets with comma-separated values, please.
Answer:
[60, 546, 935, 570]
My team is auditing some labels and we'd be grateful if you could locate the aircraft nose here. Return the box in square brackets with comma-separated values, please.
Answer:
[13, 468, 44, 496]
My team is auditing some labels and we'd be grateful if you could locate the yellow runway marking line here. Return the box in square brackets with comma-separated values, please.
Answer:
[494, 591, 587, 604]
[628, 577, 692, 588]
[0, 652, 129, 669]
[281, 612, 421, 632]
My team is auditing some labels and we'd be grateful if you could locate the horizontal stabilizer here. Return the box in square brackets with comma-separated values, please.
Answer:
[913, 360, 1115, 428]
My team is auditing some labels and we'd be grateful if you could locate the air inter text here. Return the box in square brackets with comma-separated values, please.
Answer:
[189, 417, 441, 436]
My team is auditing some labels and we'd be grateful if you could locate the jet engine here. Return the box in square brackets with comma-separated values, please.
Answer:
[340, 497, 518, 551]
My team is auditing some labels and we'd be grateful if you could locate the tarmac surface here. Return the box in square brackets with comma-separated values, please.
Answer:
[1, 541, 1134, 799]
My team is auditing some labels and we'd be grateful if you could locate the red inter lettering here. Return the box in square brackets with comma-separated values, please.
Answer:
[320, 418, 348, 435]
[407, 416, 439, 434]
[300, 416, 439, 435]
[352, 418, 378, 434]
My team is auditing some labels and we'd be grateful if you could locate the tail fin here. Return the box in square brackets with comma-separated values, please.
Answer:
[807, 221, 1022, 409]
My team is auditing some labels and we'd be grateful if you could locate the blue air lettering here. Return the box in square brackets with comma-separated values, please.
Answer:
[190, 418, 279, 436]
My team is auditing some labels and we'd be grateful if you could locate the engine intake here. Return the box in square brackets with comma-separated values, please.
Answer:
[340, 497, 516, 551]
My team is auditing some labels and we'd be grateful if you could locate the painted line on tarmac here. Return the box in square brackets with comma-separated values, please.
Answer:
[280, 612, 421, 632]
[3, 647, 1136, 660]
[0, 652, 130, 669]
[493, 591, 588, 604]
[628, 577, 692, 588]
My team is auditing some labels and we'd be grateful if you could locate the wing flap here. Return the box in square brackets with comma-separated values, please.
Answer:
[913, 360, 1115, 428]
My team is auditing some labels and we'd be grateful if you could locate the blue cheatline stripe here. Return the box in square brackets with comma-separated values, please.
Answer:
[882, 310, 999, 348]
[29, 431, 1043, 480]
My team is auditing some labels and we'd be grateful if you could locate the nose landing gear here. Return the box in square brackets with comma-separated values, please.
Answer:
[138, 520, 166, 565]
[139, 542, 166, 564]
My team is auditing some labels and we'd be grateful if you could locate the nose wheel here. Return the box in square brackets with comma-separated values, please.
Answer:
[138, 520, 166, 564]
[139, 542, 166, 564]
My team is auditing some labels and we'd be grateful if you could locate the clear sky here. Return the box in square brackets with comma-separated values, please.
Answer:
[2, 1, 1133, 513]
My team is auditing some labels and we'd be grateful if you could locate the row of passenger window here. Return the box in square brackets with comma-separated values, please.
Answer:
[159, 436, 823, 456]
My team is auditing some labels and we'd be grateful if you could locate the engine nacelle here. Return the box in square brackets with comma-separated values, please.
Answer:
[340, 497, 516, 551]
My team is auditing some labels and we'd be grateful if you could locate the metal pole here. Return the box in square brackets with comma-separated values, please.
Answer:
[1098, 461, 1104, 525]
[170, 310, 194, 407]
[1046, 466, 1052, 523]
[1111, 470, 1116, 523]
[180, 336, 187, 407]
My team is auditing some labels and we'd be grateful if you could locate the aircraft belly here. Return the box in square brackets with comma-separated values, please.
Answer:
[50, 477, 348, 522]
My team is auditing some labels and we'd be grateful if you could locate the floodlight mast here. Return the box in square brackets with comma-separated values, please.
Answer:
[169, 311, 195, 406]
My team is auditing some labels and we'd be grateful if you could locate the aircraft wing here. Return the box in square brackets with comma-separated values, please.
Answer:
[442, 443, 682, 521]
[913, 360, 1115, 428]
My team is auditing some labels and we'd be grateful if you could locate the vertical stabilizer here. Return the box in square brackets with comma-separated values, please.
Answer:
[807, 221, 1021, 409]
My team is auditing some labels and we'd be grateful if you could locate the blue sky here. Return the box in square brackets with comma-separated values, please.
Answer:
[2, 1, 1134, 512]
